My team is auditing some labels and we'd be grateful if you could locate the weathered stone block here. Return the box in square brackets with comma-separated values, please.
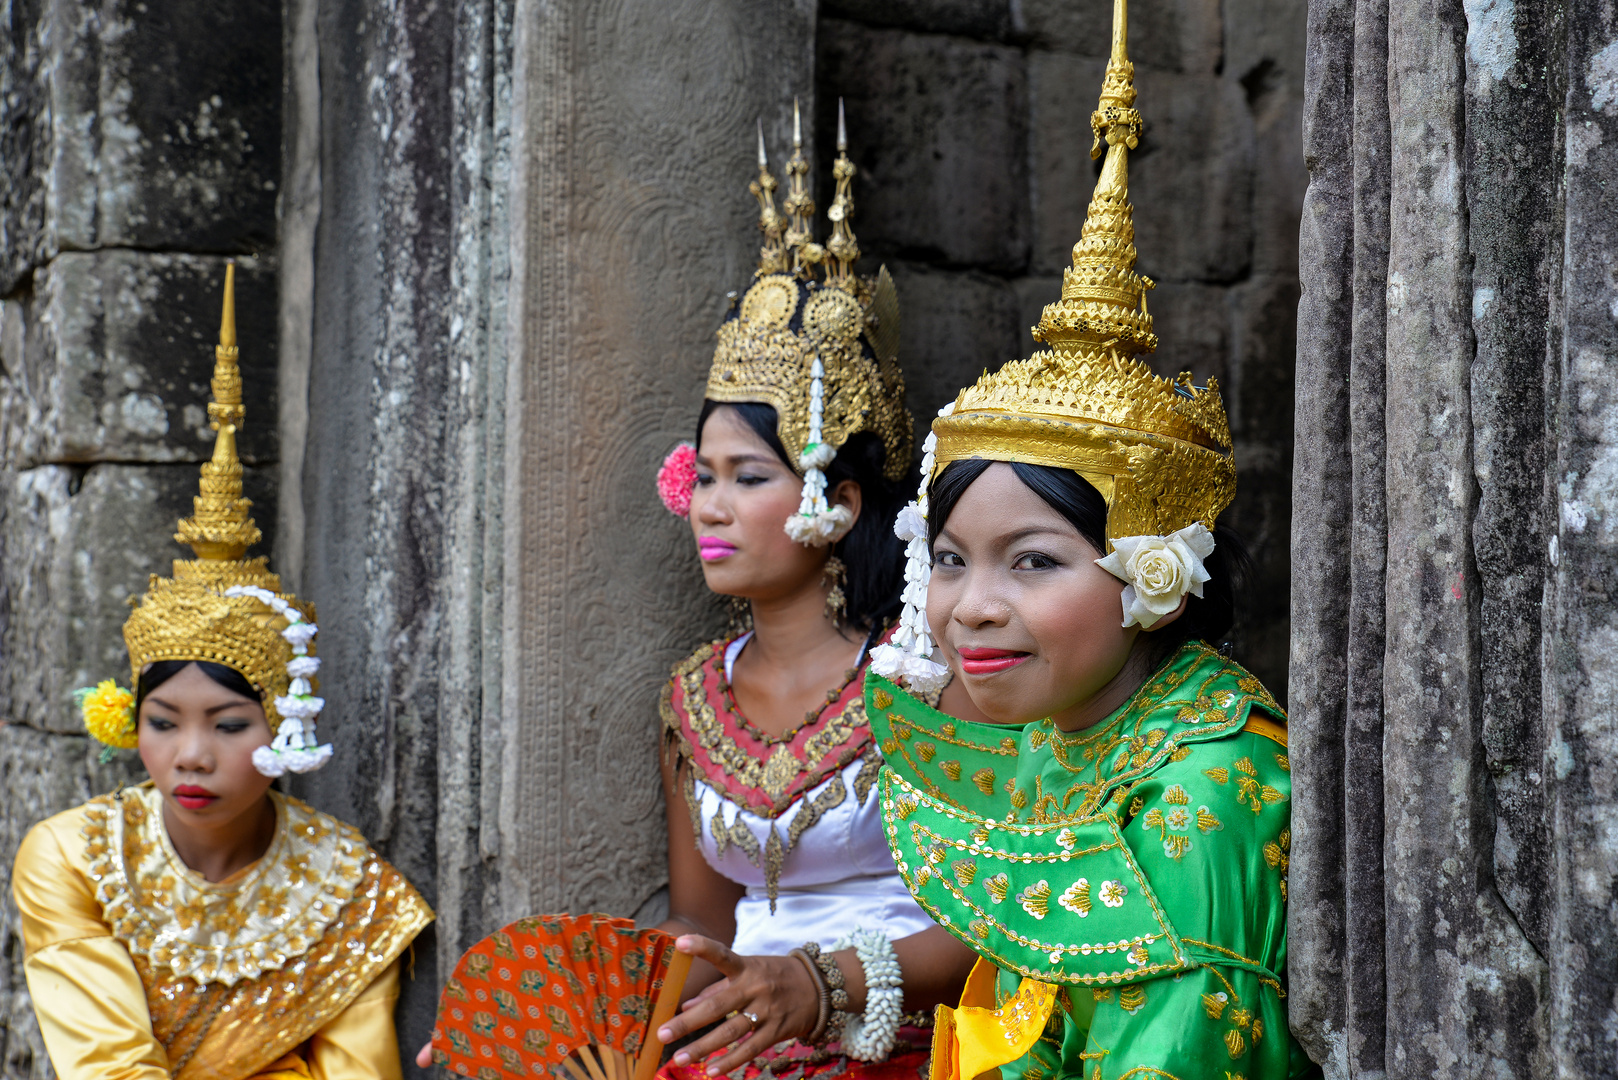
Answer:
[0, 0, 282, 294]
[890, 261, 1022, 434]
[1222, 0, 1309, 103]
[817, 20, 1030, 273]
[0, 461, 276, 735]
[1021, 0, 1223, 74]
[1, 252, 277, 469]
[0, 0, 51, 297]
[0, 723, 143, 1079]
[1030, 52, 1255, 283]
[1221, 275, 1298, 695]
[1012, 275, 1062, 351]
[1223, 0, 1307, 279]
[821, 0, 1016, 41]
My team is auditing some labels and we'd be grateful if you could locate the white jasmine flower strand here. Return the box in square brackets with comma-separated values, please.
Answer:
[870, 401, 953, 692]
[784, 357, 853, 546]
[223, 585, 334, 777]
[832, 927, 904, 1061]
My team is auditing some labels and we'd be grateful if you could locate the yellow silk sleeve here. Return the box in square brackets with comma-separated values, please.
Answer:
[21, 936, 171, 1079]
[13, 812, 170, 1080]
[305, 958, 404, 1080]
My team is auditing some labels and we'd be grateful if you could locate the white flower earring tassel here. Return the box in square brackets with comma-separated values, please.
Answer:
[1094, 522, 1216, 628]
[224, 585, 334, 776]
[870, 402, 952, 693]
[785, 356, 854, 545]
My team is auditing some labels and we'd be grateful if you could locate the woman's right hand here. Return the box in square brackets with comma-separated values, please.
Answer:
[656, 935, 823, 1076]
[416, 1040, 432, 1068]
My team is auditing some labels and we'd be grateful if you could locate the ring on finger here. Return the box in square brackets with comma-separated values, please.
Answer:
[742, 1011, 760, 1029]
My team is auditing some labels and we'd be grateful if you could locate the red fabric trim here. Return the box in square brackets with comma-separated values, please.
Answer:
[665, 625, 897, 819]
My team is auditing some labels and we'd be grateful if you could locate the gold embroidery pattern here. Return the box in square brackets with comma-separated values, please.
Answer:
[1138, 786, 1223, 862]
[1230, 757, 1286, 815]
[878, 705, 1020, 814]
[1263, 828, 1290, 901]
[83, 785, 367, 987]
[142, 853, 431, 1080]
[1029, 644, 1281, 821]
[881, 773, 1188, 985]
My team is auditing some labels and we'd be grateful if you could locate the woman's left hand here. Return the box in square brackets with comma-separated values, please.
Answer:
[656, 935, 822, 1076]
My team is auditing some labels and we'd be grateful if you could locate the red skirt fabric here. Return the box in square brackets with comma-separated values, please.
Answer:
[657, 1028, 932, 1080]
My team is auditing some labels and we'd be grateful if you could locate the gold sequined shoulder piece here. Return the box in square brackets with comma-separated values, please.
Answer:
[84, 785, 368, 987]
[153, 850, 432, 1080]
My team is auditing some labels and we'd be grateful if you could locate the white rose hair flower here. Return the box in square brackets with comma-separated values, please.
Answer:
[1095, 522, 1216, 629]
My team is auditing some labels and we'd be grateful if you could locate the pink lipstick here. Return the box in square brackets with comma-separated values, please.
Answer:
[698, 537, 737, 562]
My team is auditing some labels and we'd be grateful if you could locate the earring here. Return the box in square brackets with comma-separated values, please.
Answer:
[822, 555, 848, 628]
[726, 594, 754, 636]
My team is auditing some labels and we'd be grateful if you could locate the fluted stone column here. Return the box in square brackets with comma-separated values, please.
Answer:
[1290, 0, 1617, 1072]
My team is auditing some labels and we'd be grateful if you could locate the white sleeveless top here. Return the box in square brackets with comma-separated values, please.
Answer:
[692, 635, 934, 955]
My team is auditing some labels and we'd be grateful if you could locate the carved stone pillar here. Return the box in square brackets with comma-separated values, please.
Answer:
[289, 0, 816, 1056]
[1290, 0, 1618, 1071]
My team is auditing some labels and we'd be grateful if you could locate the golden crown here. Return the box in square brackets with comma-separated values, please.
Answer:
[930, 0, 1236, 543]
[706, 100, 913, 482]
[122, 264, 314, 731]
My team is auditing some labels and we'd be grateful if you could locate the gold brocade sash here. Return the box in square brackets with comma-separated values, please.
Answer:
[139, 853, 430, 1080]
[931, 959, 1057, 1080]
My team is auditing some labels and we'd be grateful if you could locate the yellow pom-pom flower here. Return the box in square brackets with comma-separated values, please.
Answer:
[77, 680, 137, 750]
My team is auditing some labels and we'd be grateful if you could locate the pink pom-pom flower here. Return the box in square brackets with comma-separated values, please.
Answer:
[657, 443, 698, 518]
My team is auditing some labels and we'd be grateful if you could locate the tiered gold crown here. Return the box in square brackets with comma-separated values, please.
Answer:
[706, 100, 912, 481]
[122, 263, 314, 729]
[931, 0, 1235, 543]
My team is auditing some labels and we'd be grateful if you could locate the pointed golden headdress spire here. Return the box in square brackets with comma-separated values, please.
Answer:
[706, 97, 913, 507]
[783, 98, 824, 272]
[1034, 0, 1155, 356]
[750, 123, 789, 274]
[174, 262, 263, 561]
[824, 99, 861, 289]
[924, 0, 1236, 547]
[122, 265, 321, 747]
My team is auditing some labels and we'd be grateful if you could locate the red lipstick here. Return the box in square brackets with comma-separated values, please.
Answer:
[956, 647, 1032, 676]
[172, 784, 219, 810]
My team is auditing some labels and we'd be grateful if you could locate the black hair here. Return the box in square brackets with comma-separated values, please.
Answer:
[927, 458, 1251, 662]
[696, 399, 913, 634]
[134, 660, 263, 717]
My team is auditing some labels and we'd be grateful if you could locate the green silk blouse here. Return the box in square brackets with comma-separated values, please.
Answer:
[869, 642, 1319, 1080]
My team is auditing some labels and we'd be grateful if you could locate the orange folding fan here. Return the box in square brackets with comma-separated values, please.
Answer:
[432, 913, 693, 1080]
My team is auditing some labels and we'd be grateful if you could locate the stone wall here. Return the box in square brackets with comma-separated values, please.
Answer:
[819, 0, 1307, 693]
[0, 0, 283, 1073]
[1290, 0, 1618, 1072]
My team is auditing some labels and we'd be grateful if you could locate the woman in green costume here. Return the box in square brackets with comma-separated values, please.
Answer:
[862, 3, 1319, 1077]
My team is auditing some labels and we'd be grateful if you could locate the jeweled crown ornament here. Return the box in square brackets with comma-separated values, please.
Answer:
[872, 0, 1236, 689]
[705, 99, 913, 545]
[114, 263, 333, 776]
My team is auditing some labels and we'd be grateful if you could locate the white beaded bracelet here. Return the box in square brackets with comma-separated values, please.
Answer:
[832, 927, 904, 1062]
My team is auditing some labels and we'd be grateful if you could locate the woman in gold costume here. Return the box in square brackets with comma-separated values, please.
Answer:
[11, 265, 433, 1080]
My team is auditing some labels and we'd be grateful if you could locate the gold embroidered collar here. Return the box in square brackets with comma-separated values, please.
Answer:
[82, 784, 367, 987]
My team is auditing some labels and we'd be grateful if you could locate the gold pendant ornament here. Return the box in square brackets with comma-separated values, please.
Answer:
[872, 0, 1238, 686]
[704, 99, 913, 546]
